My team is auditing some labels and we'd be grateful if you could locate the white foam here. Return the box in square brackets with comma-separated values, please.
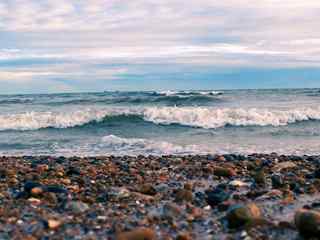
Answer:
[1, 106, 320, 131]
[199, 91, 223, 96]
[158, 90, 180, 96]
[0, 109, 109, 131]
[143, 106, 320, 128]
[157, 90, 223, 96]
[100, 135, 202, 155]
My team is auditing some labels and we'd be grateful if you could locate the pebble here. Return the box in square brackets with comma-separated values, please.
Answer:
[229, 180, 249, 187]
[138, 184, 157, 196]
[226, 203, 261, 229]
[163, 202, 182, 219]
[205, 185, 230, 207]
[314, 168, 320, 178]
[66, 201, 89, 214]
[253, 170, 266, 186]
[24, 181, 42, 193]
[117, 227, 156, 240]
[271, 174, 284, 189]
[47, 219, 62, 230]
[28, 197, 42, 205]
[294, 208, 320, 237]
[46, 185, 68, 194]
[36, 164, 49, 172]
[176, 232, 192, 240]
[273, 162, 296, 171]
[31, 187, 43, 196]
[174, 189, 193, 203]
[213, 166, 236, 178]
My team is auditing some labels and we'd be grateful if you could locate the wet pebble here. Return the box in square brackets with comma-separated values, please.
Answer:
[213, 166, 236, 178]
[66, 201, 89, 214]
[294, 208, 320, 237]
[174, 189, 193, 203]
[117, 227, 156, 240]
[205, 185, 230, 207]
[138, 184, 157, 196]
[226, 203, 262, 229]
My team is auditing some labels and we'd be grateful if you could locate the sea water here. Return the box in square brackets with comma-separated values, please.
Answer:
[0, 89, 319, 156]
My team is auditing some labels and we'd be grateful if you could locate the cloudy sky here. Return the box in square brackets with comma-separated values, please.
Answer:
[0, 0, 320, 93]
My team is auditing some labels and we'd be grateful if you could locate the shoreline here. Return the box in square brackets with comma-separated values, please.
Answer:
[0, 154, 320, 239]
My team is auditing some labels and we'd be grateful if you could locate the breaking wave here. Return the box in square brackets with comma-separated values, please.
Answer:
[142, 107, 320, 128]
[0, 109, 113, 131]
[1, 106, 320, 131]
[100, 135, 203, 155]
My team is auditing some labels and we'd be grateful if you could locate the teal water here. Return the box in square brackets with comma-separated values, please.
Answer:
[0, 89, 319, 156]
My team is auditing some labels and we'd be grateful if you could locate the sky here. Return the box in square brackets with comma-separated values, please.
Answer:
[0, 0, 320, 94]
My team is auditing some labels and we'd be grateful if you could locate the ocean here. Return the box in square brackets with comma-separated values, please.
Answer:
[0, 89, 319, 156]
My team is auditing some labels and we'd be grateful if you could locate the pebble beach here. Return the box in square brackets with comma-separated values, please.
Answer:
[1, 154, 320, 239]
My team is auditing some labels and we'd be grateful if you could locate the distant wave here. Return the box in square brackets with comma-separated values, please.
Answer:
[45, 99, 113, 106]
[1, 106, 320, 131]
[44, 94, 222, 106]
[100, 135, 202, 155]
[154, 90, 223, 96]
[306, 90, 320, 97]
[111, 95, 221, 105]
[150, 95, 222, 105]
[0, 98, 33, 104]
[0, 91, 223, 106]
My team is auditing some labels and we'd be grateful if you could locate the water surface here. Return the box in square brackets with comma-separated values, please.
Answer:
[0, 89, 319, 156]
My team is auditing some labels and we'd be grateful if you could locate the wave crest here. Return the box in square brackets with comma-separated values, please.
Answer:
[143, 107, 320, 128]
[0, 109, 110, 131]
[1, 106, 320, 131]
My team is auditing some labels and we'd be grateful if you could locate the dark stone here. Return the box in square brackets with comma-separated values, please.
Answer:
[271, 174, 284, 189]
[246, 189, 268, 199]
[24, 181, 42, 193]
[0, 168, 6, 178]
[295, 209, 320, 238]
[56, 157, 65, 164]
[205, 185, 230, 207]
[290, 182, 303, 194]
[253, 170, 266, 186]
[224, 155, 235, 161]
[194, 191, 206, 206]
[207, 155, 215, 161]
[46, 185, 68, 194]
[139, 184, 157, 196]
[66, 166, 81, 175]
[96, 192, 109, 203]
[314, 168, 320, 178]
[262, 159, 272, 167]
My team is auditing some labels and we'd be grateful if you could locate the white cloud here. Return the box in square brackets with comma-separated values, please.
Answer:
[0, 64, 128, 83]
[1, 42, 319, 68]
[0, 0, 320, 93]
